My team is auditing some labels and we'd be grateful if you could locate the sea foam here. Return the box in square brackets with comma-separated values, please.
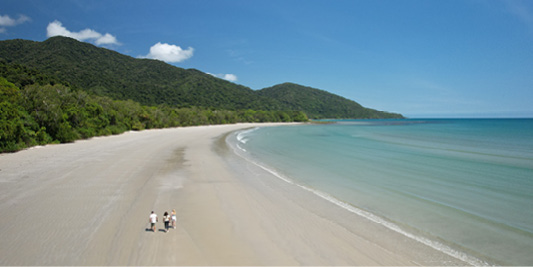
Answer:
[236, 127, 259, 144]
[230, 128, 489, 266]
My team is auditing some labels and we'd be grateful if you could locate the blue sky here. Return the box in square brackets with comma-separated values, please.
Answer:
[1, 0, 533, 117]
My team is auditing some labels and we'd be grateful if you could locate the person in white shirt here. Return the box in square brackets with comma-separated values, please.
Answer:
[149, 211, 158, 232]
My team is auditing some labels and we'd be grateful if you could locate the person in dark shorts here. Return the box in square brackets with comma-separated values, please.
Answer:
[163, 211, 170, 233]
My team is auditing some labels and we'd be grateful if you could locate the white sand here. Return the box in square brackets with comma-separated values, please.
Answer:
[0, 123, 468, 265]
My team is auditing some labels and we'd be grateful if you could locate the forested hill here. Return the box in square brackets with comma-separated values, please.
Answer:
[0, 36, 403, 119]
[258, 83, 403, 119]
[0, 36, 280, 110]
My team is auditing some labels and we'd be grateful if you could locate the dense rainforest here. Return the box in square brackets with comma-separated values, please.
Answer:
[0, 36, 403, 152]
[0, 37, 403, 118]
[0, 37, 284, 110]
[0, 61, 307, 152]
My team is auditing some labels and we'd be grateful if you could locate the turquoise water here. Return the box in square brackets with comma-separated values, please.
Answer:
[233, 119, 533, 265]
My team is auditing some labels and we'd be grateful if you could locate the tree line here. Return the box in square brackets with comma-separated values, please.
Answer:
[0, 75, 307, 153]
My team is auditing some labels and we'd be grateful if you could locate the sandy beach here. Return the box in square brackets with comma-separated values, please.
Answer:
[0, 123, 468, 265]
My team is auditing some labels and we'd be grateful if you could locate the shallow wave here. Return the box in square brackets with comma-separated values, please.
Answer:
[236, 127, 259, 144]
[229, 128, 489, 266]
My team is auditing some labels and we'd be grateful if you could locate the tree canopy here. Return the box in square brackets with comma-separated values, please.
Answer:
[0, 61, 307, 152]
[0, 37, 403, 119]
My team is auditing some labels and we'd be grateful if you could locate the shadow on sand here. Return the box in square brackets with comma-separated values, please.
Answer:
[144, 227, 169, 233]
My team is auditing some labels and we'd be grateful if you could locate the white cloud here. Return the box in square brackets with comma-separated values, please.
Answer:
[208, 73, 238, 82]
[0, 14, 30, 26]
[142, 42, 194, 63]
[0, 14, 30, 33]
[46, 20, 120, 45]
[222, 74, 238, 82]
[95, 33, 118, 45]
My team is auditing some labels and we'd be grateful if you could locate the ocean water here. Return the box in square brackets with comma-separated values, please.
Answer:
[231, 119, 533, 265]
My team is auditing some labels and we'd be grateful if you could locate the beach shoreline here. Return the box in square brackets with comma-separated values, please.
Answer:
[0, 123, 468, 265]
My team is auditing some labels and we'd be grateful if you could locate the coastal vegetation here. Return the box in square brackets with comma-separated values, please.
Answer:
[0, 63, 306, 152]
[0, 36, 402, 152]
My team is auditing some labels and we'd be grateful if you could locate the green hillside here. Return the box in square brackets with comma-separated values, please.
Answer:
[0, 37, 281, 110]
[0, 60, 308, 152]
[258, 83, 403, 119]
[0, 36, 403, 119]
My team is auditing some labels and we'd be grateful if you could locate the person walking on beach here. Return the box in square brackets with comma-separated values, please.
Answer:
[163, 211, 170, 233]
[171, 209, 177, 229]
[149, 211, 158, 232]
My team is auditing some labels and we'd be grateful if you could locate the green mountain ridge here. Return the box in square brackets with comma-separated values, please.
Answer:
[258, 83, 401, 119]
[0, 36, 403, 119]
